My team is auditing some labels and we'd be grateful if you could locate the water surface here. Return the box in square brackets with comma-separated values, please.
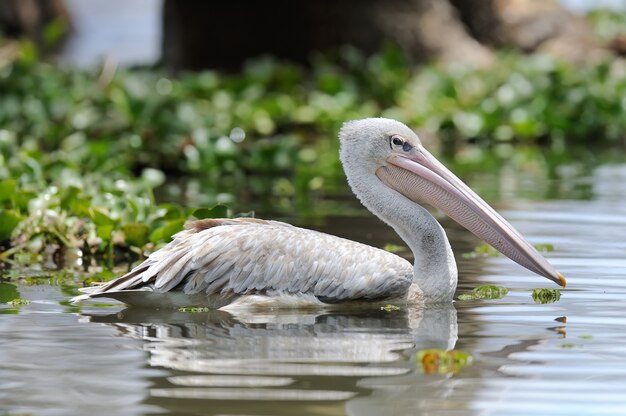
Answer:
[1, 163, 626, 416]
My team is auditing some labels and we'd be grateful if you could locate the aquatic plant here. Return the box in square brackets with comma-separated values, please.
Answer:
[1, 13, 625, 273]
[532, 288, 562, 304]
[457, 285, 509, 301]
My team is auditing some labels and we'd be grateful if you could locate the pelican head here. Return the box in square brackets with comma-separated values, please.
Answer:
[339, 118, 566, 288]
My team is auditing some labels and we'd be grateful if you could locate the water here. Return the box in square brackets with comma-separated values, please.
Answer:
[1, 162, 626, 416]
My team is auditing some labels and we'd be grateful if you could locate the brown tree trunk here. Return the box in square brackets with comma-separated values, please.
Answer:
[0, 0, 70, 49]
[450, 0, 607, 63]
[161, 0, 607, 71]
[161, 0, 493, 71]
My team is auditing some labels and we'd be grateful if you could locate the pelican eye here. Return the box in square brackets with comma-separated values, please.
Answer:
[389, 135, 413, 152]
[392, 136, 404, 146]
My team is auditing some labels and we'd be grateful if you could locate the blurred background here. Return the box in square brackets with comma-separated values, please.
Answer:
[0, 0, 625, 267]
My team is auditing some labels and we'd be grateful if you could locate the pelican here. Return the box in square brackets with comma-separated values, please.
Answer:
[72, 118, 566, 309]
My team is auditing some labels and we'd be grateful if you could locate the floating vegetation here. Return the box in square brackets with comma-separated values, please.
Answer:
[416, 349, 472, 375]
[463, 242, 555, 259]
[533, 243, 555, 253]
[1, 26, 624, 274]
[383, 243, 408, 255]
[457, 285, 509, 301]
[178, 306, 210, 313]
[532, 288, 562, 304]
[380, 304, 400, 312]
[462, 243, 500, 259]
[0, 282, 19, 303]
[6, 298, 30, 306]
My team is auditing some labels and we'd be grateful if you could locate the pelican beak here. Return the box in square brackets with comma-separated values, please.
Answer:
[376, 147, 566, 287]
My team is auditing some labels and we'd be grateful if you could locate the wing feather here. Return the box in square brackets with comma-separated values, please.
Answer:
[77, 218, 413, 304]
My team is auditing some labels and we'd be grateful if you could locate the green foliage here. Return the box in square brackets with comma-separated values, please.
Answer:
[462, 243, 500, 259]
[458, 285, 509, 301]
[0, 25, 625, 272]
[464, 242, 556, 259]
[6, 298, 30, 306]
[380, 303, 401, 312]
[0, 282, 19, 304]
[532, 288, 562, 304]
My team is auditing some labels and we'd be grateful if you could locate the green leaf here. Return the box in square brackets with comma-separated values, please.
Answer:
[89, 207, 117, 226]
[192, 204, 229, 219]
[0, 282, 20, 304]
[532, 288, 561, 304]
[96, 224, 115, 241]
[462, 243, 500, 259]
[178, 306, 210, 313]
[7, 298, 30, 306]
[0, 210, 22, 241]
[149, 219, 185, 244]
[533, 243, 555, 252]
[122, 223, 150, 247]
[458, 285, 509, 301]
[0, 179, 16, 204]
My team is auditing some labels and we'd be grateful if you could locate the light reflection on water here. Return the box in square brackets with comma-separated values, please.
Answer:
[1, 163, 626, 415]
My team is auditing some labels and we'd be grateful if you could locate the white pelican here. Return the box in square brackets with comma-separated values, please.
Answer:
[72, 118, 566, 309]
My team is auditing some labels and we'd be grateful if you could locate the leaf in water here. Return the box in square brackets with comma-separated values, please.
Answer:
[533, 243, 555, 252]
[0, 282, 20, 304]
[122, 223, 150, 247]
[532, 288, 561, 304]
[7, 298, 30, 306]
[462, 243, 499, 259]
[383, 243, 407, 254]
[380, 304, 400, 312]
[457, 285, 509, 301]
[178, 306, 210, 313]
[192, 205, 229, 219]
[463, 242, 555, 259]
[416, 349, 472, 375]
[0, 210, 22, 240]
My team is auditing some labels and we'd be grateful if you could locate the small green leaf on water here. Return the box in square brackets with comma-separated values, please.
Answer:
[457, 285, 509, 301]
[380, 304, 400, 312]
[0, 282, 20, 304]
[462, 243, 500, 259]
[383, 243, 408, 254]
[178, 306, 210, 313]
[416, 349, 472, 375]
[579, 335, 593, 340]
[7, 298, 30, 306]
[533, 243, 555, 252]
[532, 288, 561, 304]
[560, 343, 576, 348]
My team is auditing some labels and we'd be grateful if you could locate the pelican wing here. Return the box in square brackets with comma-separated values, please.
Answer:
[77, 218, 413, 306]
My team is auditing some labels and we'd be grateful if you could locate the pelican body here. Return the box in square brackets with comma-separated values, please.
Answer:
[73, 119, 565, 309]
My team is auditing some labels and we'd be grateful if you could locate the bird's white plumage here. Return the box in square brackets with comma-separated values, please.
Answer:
[74, 218, 414, 308]
[73, 117, 563, 309]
